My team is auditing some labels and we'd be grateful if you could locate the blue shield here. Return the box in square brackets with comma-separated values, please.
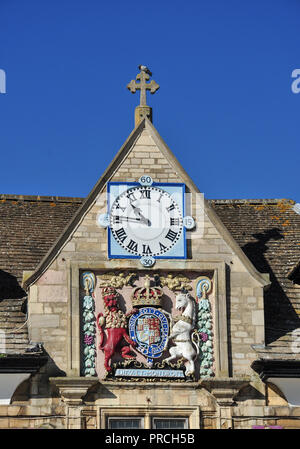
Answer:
[129, 307, 169, 364]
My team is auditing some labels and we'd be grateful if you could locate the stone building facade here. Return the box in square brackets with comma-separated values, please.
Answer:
[0, 69, 300, 429]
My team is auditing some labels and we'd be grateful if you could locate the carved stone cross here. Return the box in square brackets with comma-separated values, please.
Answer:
[127, 67, 160, 106]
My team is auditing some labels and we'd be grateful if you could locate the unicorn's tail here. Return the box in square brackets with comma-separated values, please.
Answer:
[191, 330, 200, 357]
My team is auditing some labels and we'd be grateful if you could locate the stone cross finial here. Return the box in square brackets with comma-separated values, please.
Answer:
[127, 66, 159, 107]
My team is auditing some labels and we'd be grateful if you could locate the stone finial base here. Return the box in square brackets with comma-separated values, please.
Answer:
[135, 105, 152, 127]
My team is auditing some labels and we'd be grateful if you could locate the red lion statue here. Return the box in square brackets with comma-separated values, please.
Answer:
[96, 287, 137, 372]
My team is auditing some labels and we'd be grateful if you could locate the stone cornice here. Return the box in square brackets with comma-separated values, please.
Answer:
[0, 354, 48, 374]
[49, 376, 253, 407]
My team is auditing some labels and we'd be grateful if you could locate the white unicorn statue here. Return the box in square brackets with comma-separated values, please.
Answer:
[165, 290, 199, 376]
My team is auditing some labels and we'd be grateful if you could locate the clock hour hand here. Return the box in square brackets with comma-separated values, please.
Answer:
[130, 203, 151, 227]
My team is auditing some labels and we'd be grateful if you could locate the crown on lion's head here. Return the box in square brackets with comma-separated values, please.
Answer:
[102, 286, 117, 297]
[101, 287, 119, 310]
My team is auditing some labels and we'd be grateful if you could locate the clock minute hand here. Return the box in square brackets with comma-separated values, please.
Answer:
[124, 217, 141, 223]
[114, 216, 141, 223]
[131, 204, 151, 227]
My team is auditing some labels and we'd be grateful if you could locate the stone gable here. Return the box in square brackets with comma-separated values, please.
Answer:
[111, 129, 179, 183]
[23, 120, 268, 380]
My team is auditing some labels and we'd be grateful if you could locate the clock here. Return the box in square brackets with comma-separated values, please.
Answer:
[107, 181, 187, 262]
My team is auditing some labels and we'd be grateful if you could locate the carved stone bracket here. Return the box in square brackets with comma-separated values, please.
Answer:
[200, 377, 250, 406]
[50, 377, 98, 406]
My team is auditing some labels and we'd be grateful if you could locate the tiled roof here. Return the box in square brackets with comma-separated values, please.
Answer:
[0, 195, 299, 359]
[0, 195, 83, 353]
[287, 258, 300, 283]
[210, 198, 300, 358]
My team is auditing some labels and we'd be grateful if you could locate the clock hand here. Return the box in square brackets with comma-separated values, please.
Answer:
[138, 216, 152, 227]
[130, 204, 151, 227]
[130, 203, 141, 214]
[112, 216, 141, 223]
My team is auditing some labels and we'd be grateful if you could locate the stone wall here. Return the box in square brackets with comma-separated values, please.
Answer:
[0, 398, 65, 429]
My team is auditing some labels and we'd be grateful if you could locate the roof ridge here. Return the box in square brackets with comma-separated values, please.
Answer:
[208, 198, 295, 205]
[0, 195, 295, 206]
[0, 194, 84, 203]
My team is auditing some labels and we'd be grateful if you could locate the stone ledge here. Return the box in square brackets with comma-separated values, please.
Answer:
[101, 380, 202, 390]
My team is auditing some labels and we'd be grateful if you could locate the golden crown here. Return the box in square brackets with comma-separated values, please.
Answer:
[131, 275, 163, 307]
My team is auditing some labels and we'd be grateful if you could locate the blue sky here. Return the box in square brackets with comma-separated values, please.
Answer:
[0, 0, 299, 200]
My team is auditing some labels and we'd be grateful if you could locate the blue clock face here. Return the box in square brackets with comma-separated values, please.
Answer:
[108, 182, 186, 259]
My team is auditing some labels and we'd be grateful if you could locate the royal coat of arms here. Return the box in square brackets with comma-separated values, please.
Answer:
[91, 272, 214, 380]
[129, 307, 169, 365]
